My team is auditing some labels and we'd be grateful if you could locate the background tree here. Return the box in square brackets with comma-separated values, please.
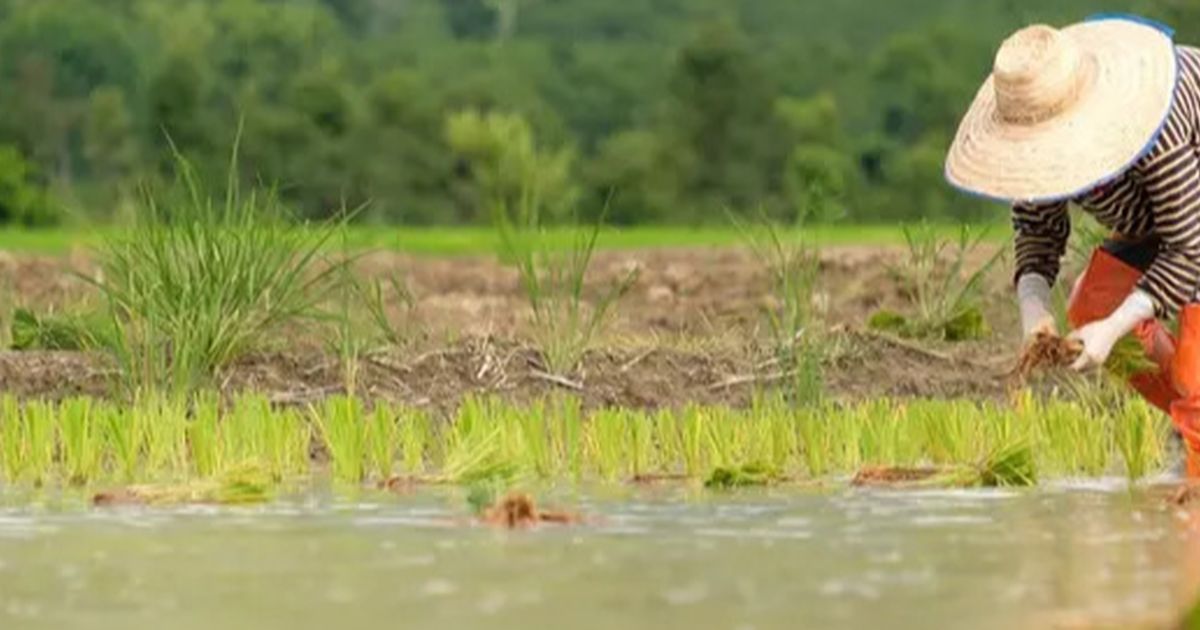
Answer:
[0, 0, 1154, 227]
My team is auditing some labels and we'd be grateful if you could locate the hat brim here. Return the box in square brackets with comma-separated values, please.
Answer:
[944, 18, 1177, 204]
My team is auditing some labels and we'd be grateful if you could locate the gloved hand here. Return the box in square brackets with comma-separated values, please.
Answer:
[1068, 289, 1157, 371]
[1017, 274, 1056, 340]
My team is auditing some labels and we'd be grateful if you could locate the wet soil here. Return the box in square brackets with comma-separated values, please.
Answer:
[0, 245, 1018, 408]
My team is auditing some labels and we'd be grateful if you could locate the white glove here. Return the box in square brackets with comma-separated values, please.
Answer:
[1068, 289, 1156, 371]
[1017, 274, 1055, 339]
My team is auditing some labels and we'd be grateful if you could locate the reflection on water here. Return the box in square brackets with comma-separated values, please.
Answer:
[0, 485, 1196, 630]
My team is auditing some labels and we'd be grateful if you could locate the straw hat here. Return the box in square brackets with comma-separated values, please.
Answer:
[944, 16, 1177, 203]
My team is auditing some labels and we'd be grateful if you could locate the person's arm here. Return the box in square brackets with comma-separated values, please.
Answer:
[1012, 200, 1070, 339]
[1136, 142, 1200, 317]
[1070, 111, 1200, 370]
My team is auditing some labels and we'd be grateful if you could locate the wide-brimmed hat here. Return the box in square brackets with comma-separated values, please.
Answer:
[944, 15, 1177, 203]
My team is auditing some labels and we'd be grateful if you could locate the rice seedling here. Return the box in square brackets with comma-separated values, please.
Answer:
[58, 398, 100, 485]
[0, 395, 25, 482]
[494, 189, 638, 376]
[977, 440, 1037, 487]
[0, 390, 1177, 490]
[357, 274, 416, 349]
[733, 212, 826, 404]
[551, 395, 585, 480]
[94, 462, 275, 507]
[315, 396, 368, 484]
[20, 401, 55, 485]
[262, 407, 310, 480]
[101, 404, 145, 482]
[9, 307, 111, 351]
[680, 406, 709, 478]
[87, 138, 350, 397]
[442, 425, 521, 486]
[1111, 397, 1165, 481]
[705, 463, 781, 489]
[397, 408, 431, 475]
[367, 403, 400, 480]
[586, 408, 630, 481]
[188, 393, 222, 478]
[870, 222, 1004, 342]
[140, 397, 190, 479]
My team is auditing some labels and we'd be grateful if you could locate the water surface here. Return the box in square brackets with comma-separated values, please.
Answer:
[0, 484, 1195, 630]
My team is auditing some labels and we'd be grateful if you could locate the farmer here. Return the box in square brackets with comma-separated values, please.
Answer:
[944, 15, 1200, 473]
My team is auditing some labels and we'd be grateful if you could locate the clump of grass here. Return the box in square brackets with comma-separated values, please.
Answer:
[315, 396, 368, 484]
[976, 440, 1037, 487]
[357, 274, 416, 349]
[870, 223, 1003, 342]
[0, 278, 12, 350]
[440, 397, 523, 485]
[87, 139, 348, 397]
[494, 189, 638, 376]
[733, 212, 827, 404]
[367, 403, 400, 480]
[189, 393, 222, 478]
[94, 462, 275, 507]
[704, 463, 780, 489]
[9, 308, 111, 351]
[58, 398, 100, 484]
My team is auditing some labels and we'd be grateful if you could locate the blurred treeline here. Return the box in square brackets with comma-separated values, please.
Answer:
[0, 0, 1191, 227]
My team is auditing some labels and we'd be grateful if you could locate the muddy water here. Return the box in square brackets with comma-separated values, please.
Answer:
[0, 486, 1195, 630]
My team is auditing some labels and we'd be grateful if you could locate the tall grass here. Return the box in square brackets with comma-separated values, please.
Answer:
[494, 189, 638, 375]
[0, 392, 1175, 488]
[87, 142, 348, 397]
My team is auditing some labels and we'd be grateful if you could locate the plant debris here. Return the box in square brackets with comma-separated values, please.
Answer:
[92, 464, 274, 507]
[629, 473, 692, 485]
[852, 467, 942, 486]
[1166, 483, 1200, 507]
[868, 306, 988, 342]
[704, 463, 780, 489]
[851, 441, 1036, 489]
[478, 492, 583, 529]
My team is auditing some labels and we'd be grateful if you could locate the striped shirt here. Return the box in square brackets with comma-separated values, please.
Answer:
[1014, 46, 1200, 316]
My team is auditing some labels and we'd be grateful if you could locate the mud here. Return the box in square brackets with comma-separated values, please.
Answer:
[0, 246, 1019, 407]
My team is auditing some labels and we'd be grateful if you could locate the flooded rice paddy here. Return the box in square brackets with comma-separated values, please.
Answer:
[1, 484, 1197, 630]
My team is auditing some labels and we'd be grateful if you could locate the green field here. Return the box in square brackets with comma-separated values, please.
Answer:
[0, 223, 1009, 256]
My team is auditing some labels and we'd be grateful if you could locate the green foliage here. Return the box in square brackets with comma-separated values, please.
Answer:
[977, 441, 1037, 487]
[0, 0, 1139, 226]
[9, 307, 111, 351]
[0, 146, 58, 227]
[316, 396, 368, 484]
[446, 109, 577, 223]
[495, 190, 638, 375]
[704, 463, 780, 489]
[873, 223, 1002, 342]
[88, 145, 348, 397]
[735, 211, 831, 404]
[0, 389, 1176, 488]
[868, 306, 988, 342]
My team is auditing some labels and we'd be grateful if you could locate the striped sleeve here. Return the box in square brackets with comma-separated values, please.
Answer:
[1012, 200, 1070, 286]
[1138, 55, 1200, 316]
[1138, 142, 1200, 316]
